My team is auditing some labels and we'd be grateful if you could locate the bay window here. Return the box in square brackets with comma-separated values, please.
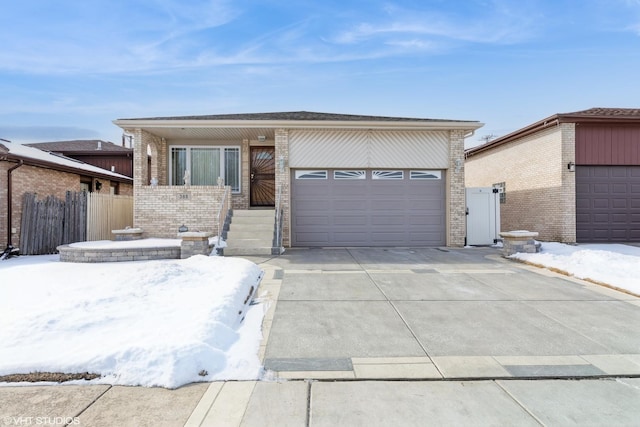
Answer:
[170, 146, 240, 192]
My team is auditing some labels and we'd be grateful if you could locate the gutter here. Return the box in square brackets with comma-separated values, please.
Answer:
[6, 159, 23, 248]
[466, 117, 559, 157]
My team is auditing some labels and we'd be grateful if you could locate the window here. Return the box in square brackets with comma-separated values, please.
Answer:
[334, 170, 366, 180]
[295, 170, 327, 179]
[410, 170, 442, 180]
[372, 170, 404, 180]
[170, 146, 240, 192]
[493, 182, 506, 203]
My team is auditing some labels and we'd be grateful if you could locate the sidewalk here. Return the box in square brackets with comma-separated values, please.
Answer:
[2, 247, 640, 426]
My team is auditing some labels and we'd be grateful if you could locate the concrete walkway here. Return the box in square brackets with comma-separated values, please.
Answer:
[2, 247, 640, 426]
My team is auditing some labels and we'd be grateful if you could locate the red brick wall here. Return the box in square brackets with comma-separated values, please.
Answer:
[0, 161, 80, 247]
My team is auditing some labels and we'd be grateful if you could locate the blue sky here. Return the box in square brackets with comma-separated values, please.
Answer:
[1, 0, 639, 148]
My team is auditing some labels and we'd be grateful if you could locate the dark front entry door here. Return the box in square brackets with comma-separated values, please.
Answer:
[250, 147, 276, 206]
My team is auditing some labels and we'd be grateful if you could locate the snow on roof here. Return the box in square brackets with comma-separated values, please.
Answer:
[1, 141, 131, 181]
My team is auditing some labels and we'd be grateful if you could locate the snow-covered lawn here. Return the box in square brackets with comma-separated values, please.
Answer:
[0, 252, 264, 389]
[510, 242, 640, 296]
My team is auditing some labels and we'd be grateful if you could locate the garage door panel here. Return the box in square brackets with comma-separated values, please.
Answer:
[410, 215, 444, 225]
[333, 232, 369, 244]
[371, 215, 406, 225]
[292, 169, 445, 246]
[592, 199, 609, 208]
[333, 215, 368, 226]
[296, 216, 329, 226]
[576, 165, 640, 242]
[612, 199, 628, 208]
[294, 232, 330, 245]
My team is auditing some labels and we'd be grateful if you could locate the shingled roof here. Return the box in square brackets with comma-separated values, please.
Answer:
[466, 107, 640, 157]
[25, 140, 132, 153]
[558, 107, 640, 119]
[117, 110, 477, 123]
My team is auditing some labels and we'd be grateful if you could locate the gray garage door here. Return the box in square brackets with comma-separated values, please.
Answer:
[576, 166, 640, 242]
[291, 169, 446, 247]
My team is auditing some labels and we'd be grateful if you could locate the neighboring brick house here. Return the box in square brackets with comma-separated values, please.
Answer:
[25, 139, 134, 179]
[465, 108, 640, 243]
[0, 140, 133, 251]
[113, 111, 483, 247]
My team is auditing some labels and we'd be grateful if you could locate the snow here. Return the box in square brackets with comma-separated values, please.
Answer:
[0, 253, 265, 389]
[510, 242, 640, 295]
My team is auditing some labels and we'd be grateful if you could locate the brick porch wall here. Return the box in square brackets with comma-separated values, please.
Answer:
[134, 185, 227, 238]
[465, 124, 576, 242]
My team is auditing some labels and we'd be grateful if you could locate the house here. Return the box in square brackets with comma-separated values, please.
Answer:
[25, 139, 134, 179]
[0, 139, 133, 252]
[465, 108, 640, 243]
[113, 111, 483, 249]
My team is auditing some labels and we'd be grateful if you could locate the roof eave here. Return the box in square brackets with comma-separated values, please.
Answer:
[113, 118, 483, 131]
[3, 152, 132, 183]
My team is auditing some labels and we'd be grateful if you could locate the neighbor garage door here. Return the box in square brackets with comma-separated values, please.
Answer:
[576, 166, 640, 242]
[291, 169, 446, 247]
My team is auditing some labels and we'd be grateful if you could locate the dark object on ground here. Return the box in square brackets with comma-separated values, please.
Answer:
[0, 372, 100, 383]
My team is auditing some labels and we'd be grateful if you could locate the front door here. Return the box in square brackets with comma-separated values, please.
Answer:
[250, 147, 275, 206]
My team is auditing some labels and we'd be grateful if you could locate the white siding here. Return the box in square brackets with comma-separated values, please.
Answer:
[289, 130, 449, 168]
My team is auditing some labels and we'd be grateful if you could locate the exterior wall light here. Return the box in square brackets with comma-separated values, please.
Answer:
[178, 224, 188, 233]
[567, 162, 575, 172]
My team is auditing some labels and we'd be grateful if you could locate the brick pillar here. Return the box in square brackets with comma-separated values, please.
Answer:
[560, 123, 577, 243]
[448, 130, 466, 247]
[275, 128, 290, 247]
[180, 232, 213, 259]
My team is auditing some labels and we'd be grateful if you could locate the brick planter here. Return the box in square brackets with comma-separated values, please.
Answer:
[179, 232, 213, 259]
[499, 231, 541, 257]
[112, 228, 144, 241]
[58, 244, 180, 263]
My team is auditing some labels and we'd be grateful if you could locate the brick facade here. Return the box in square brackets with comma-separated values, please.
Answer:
[465, 124, 576, 242]
[0, 161, 132, 248]
[128, 123, 475, 248]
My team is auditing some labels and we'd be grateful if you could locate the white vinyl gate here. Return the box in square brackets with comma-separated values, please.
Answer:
[465, 187, 500, 246]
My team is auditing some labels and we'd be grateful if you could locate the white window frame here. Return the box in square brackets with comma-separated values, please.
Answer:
[169, 145, 241, 193]
[334, 170, 366, 180]
[295, 170, 328, 179]
[410, 170, 442, 180]
[372, 170, 404, 180]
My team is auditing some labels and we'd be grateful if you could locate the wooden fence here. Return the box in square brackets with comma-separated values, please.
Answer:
[19, 192, 133, 255]
[86, 193, 134, 241]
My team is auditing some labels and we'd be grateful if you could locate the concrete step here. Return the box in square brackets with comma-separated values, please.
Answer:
[227, 238, 273, 248]
[232, 209, 275, 217]
[224, 246, 274, 256]
[229, 216, 275, 226]
[225, 209, 276, 257]
[226, 230, 273, 240]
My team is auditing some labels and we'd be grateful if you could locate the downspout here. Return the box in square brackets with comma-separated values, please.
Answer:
[6, 159, 24, 248]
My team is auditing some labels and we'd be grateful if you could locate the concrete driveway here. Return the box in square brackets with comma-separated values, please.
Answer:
[3, 247, 640, 426]
[251, 247, 640, 380]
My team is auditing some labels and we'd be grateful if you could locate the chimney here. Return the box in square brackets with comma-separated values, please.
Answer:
[97, 141, 102, 150]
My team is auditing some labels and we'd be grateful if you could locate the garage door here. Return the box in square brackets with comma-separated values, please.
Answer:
[291, 169, 446, 247]
[576, 166, 640, 242]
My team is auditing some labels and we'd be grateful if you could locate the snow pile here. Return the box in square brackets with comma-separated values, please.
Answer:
[510, 242, 640, 295]
[0, 255, 264, 388]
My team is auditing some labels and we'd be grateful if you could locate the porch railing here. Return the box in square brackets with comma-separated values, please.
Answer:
[215, 185, 231, 240]
[273, 183, 284, 254]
